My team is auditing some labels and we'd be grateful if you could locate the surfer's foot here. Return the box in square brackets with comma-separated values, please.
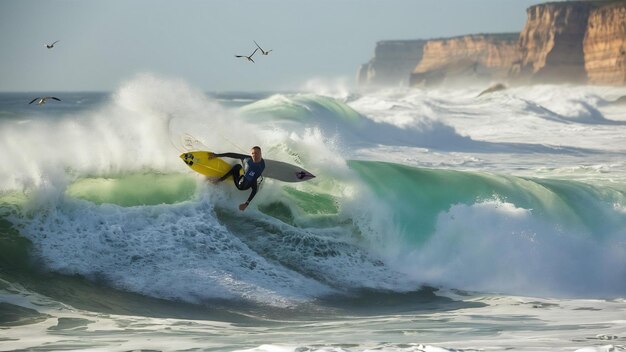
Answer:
[210, 173, 229, 184]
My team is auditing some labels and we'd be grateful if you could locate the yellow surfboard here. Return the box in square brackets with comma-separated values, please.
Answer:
[181, 150, 315, 183]
[180, 151, 239, 180]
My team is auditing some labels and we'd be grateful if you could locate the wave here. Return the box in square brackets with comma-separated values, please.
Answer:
[0, 76, 348, 193]
[514, 96, 626, 125]
[2, 159, 626, 308]
[2, 76, 626, 310]
[2, 78, 619, 196]
[0, 173, 415, 308]
[240, 92, 548, 153]
[350, 161, 626, 298]
[348, 88, 614, 154]
[66, 173, 196, 206]
[241, 93, 495, 149]
[508, 84, 626, 122]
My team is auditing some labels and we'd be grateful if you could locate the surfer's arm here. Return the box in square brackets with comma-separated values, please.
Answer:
[238, 182, 258, 212]
[211, 152, 248, 161]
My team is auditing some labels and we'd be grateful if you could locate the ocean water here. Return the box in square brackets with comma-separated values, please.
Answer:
[1, 74, 626, 351]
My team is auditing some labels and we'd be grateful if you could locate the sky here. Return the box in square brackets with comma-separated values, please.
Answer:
[0, 0, 552, 92]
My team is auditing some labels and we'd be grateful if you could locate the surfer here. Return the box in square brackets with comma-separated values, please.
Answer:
[209, 146, 265, 211]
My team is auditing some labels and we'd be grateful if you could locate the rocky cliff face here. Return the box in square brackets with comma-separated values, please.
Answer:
[358, 1, 626, 88]
[409, 34, 519, 86]
[513, 1, 626, 85]
[357, 40, 426, 87]
[584, 2, 626, 85]
[511, 2, 592, 83]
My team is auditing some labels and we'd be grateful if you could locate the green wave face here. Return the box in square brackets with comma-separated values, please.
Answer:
[239, 94, 363, 123]
[349, 160, 626, 245]
[0, 218, 32, 271]
[66, 173, 197, 206]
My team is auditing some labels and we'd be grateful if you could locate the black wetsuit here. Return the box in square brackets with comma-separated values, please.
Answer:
[215, 153, 265, 204]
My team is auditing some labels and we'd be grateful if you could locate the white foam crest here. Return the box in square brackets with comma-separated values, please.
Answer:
[261, 127, 347, 181]
[301, 76, 353, 100]
[346, 88, 494, 151]
[348, 93, 436, 128]
[348, 84, 626, 154]
[574, 346, 625, 352]
[234, 344, 458, 352]
[9, 190, 333, 306]
[509, 84, 626, 111]
[394, 199, 626, 298]
[0, 73, 236, 192]
[483, 85, 626, 128]
[245, 92, 476, 151]
[348, 87, 469, 128]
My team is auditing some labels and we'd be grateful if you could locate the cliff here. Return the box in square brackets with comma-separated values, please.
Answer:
[358, 1, 626, 88]
[409, 33, 519, 86]
[513, 0, 626, 85]
[357, 40, 426, 87]
[511, 2, 593, 83]
[584, 2, 626, 85]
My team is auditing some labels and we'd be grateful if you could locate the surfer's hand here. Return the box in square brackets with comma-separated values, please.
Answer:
[238, 202, 248, 211]
[207, 152, 216, 159]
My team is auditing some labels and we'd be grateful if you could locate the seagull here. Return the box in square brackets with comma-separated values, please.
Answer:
[29, 96, 61, 105]
[235, 48, 258, 63]
[46, 40, 60, 49]
[254, 40, 272, 55]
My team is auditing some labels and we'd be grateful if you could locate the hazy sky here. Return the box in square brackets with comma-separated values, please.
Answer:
[1, 0, 550, 92]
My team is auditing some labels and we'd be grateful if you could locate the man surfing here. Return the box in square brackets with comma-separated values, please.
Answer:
[209, 146, 265, 211]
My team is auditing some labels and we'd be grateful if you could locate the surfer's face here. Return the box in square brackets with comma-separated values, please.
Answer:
[251, 148, 262, 163]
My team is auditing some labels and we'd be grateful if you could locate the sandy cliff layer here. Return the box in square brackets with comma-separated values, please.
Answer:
[515, 1, 626, 85]
[409, 34, 519, 86]
[584, 2, 626, 85]
[358, 1, 626, 87]
[511, 2, 592, 83]
[357, 40, 426, 87]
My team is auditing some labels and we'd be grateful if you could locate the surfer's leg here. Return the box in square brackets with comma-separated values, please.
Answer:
[218, 164, 242, 184]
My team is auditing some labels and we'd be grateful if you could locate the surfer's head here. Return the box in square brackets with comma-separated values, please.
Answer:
[251, 146, 262, 163]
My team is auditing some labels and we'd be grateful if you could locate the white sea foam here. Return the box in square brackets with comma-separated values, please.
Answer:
[393, 198, 626, 298]
[301, 76, 353, 100]
[0, 74, 213, 190]
[10, 190, 336, 306]
[5, 73, 626, 352]
[348, 85, 626, 153]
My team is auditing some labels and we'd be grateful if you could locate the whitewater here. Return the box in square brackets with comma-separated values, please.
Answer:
[1, 74, 625, 351]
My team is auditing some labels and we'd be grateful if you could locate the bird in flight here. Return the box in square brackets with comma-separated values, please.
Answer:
[29, 97, 61, 105]
[46, 40, 60, 49]
[235, 48, 258, 63]
[254, 40, 272, 55]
